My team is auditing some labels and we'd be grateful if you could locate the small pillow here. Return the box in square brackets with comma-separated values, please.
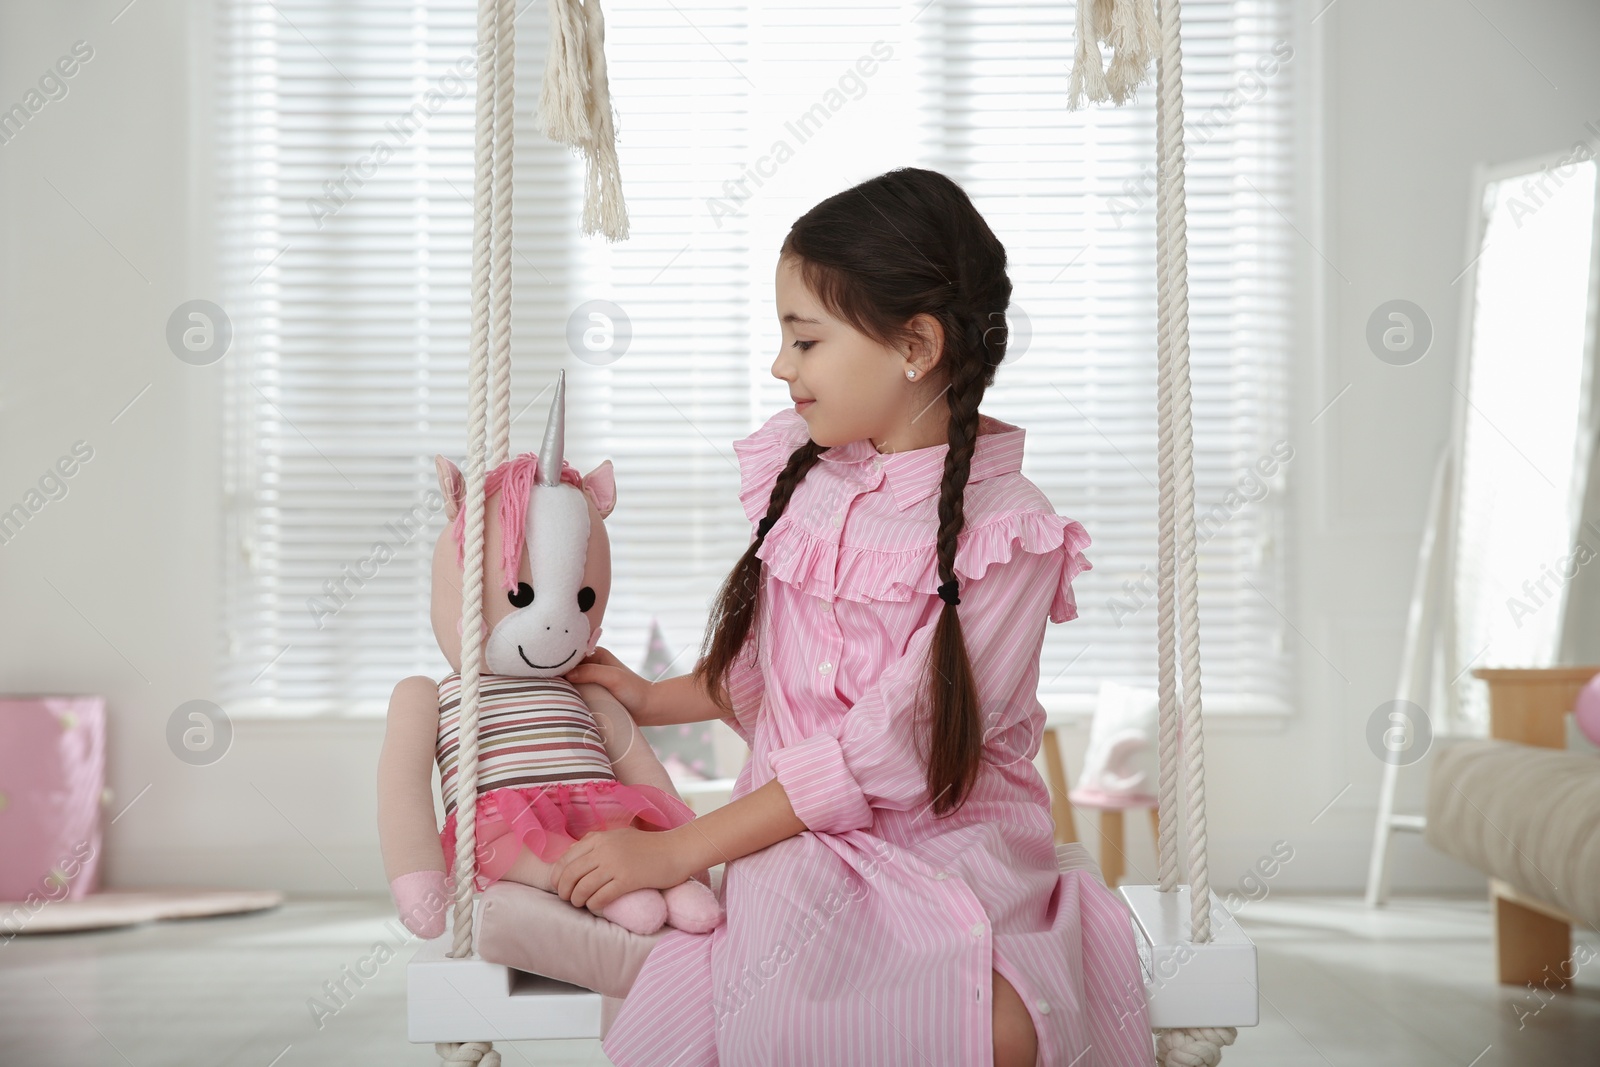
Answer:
[476, 879, 673, 999]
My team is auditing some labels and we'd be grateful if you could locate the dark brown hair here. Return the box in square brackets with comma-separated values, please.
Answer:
[695, 167, 1013, 819]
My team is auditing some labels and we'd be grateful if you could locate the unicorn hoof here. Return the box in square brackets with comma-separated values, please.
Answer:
[663, 878, 724, 933]
[390, 870, 449, 939]
[599, 888, 667, 935]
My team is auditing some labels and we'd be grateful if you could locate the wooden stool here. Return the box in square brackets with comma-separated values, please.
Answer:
[1067, 787, 1159, 888]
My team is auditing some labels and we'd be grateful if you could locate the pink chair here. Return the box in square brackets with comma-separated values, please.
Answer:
[1067, 785, 1159, 889]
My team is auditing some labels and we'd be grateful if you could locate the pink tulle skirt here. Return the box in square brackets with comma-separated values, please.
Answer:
[439, 779, 697, 892]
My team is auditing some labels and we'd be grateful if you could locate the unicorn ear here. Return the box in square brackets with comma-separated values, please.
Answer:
[581, 459, 617, 519]
[435, 455, 465, 521]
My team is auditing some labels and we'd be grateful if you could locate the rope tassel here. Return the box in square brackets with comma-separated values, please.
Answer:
[1068, 0, 1160, 107]
[539, 0, 630, 240]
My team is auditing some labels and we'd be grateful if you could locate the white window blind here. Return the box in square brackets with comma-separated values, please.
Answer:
[217, 0, 1294, 718]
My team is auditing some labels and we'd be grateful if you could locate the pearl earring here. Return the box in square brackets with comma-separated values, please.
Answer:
[906, 368, 917, 380]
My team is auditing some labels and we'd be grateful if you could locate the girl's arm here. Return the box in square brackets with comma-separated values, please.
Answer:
[641, 670, 730, 726]
[578, 680, 719, 887]
[665, 776, 807, 873]
[577, 680, 683, 797]
[566, 648, 730, 727]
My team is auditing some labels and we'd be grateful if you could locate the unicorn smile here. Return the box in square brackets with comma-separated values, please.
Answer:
[517, 646, 577, 671]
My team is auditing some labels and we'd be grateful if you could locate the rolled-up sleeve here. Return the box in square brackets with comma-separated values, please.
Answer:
[768, 543, 1067, 833]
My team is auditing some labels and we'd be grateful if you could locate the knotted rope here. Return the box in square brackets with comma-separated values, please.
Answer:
[1157, 1027, 1238, 1067]
[434, 1040, 502, 1067]
[1070, 0, 1237, 1062]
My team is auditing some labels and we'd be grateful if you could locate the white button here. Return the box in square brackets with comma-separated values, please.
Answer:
[872, 456, 883, 469]
[818, 661, 832, 675]
[831, 512, 843, 527]
[933, 871, 948, 880]
[970, 922, 985, 938]
[1036, 999, 1051, 1015]
[819, 601, 832, 613]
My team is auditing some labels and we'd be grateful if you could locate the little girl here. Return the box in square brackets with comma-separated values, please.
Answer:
[555, 167, 1153, 1066]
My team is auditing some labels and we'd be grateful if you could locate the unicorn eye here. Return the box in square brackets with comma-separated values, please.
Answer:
[508, 582, 534, 608]
[577, 586, 596, 612]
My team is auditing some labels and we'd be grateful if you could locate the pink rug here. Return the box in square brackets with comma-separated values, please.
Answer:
[3, 889, 284, 935]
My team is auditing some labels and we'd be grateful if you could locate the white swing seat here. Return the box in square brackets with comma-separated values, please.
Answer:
[406, 843, 1110, 1046]
[408, 923, 619, 1043]
[1119, 884, 1259, 1029]
[407, 846, 1256, 1048]
[406, 872, 685, 1044]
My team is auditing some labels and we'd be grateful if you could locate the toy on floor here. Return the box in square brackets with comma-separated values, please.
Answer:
[376, 376, 722, 941]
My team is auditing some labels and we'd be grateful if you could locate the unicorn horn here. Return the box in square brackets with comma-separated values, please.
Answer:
[538, 369, 566, 486]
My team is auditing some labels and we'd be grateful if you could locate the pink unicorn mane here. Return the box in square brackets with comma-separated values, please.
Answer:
[449, 452, 585, 591]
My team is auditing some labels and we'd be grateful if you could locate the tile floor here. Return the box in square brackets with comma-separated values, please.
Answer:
[1, 892, 1596, 1065]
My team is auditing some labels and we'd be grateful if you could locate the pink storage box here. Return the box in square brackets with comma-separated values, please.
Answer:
[0, 696, 106, 903]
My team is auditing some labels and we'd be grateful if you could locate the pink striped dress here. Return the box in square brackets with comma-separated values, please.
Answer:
[602, 408, 1154, 1066]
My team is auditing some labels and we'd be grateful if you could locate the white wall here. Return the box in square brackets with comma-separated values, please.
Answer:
[1, 0, 1597, 897]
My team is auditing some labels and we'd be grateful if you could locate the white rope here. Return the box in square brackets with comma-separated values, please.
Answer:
[1153, 40, 1182, 894]
[1070, 0, 1236, 1061]
[538, 0, 629, 240]
[434, 1041, 502, 1067]
[1156, 1027, 1238, 1067]
[1152, 0, 1234, 1058]
[487, 0, 515, 466]
[1152, 0, 1214, 950]
[440, 1, 499, 1065]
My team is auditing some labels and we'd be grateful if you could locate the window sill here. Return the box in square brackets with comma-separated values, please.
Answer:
[1039, 692, 1292, 733]
[226, 700, 392, 723]
[229, 694, 1293, 732]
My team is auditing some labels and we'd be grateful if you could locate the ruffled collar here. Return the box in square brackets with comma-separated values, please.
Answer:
[739, 409, 1089, 618]
[818, 413, 1026, 511]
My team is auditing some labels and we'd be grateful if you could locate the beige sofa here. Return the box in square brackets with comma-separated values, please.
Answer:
[1424, 667, 1600, 986]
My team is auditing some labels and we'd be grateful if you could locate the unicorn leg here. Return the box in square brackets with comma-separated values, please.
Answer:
[501, 846, 667, 935]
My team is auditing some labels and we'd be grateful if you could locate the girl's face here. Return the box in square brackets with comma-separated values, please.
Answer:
[771, 254, 949, 452]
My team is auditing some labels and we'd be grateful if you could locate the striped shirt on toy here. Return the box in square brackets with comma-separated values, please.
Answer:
[435, 672, 616, 818]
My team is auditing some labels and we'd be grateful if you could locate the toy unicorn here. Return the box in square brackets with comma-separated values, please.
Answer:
[376, 374, 723, 939]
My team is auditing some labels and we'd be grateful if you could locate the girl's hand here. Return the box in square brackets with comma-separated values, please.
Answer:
[551, 825, 691, 913]
[566, 646, 657, 725]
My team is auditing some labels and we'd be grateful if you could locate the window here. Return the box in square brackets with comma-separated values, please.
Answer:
[217, 0, 1295, 718]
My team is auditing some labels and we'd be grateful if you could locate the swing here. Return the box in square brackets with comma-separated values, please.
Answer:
[405, 0, 1259, 1062]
